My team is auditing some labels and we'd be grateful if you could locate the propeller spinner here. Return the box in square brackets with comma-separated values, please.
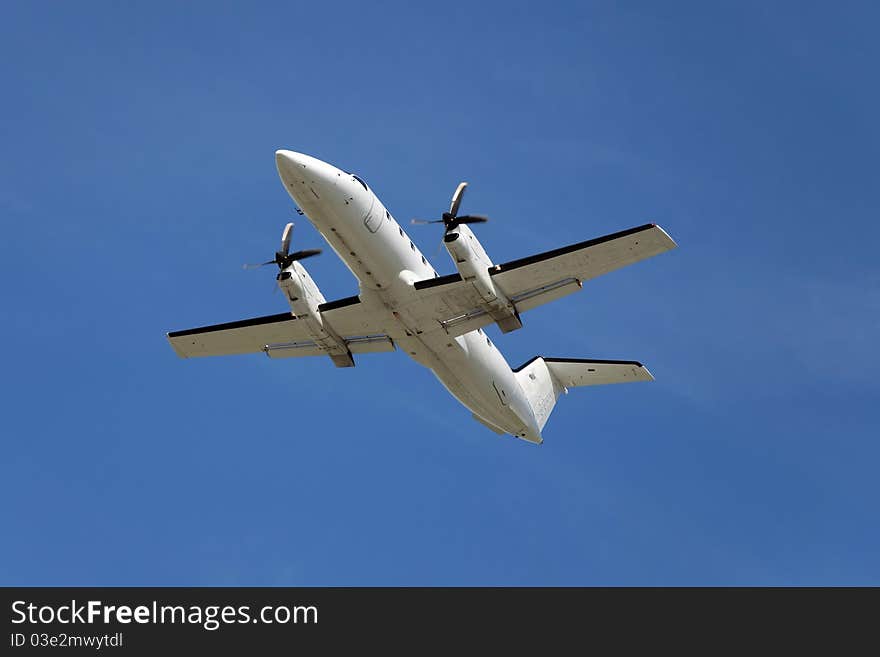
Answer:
[243, 222, 322, 270]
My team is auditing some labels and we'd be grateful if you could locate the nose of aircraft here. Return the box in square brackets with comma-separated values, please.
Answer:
[275, 150, 341, 205]
[274, 149, 308, 175]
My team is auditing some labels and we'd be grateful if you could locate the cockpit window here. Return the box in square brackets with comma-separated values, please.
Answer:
[352, 174, 368, 191]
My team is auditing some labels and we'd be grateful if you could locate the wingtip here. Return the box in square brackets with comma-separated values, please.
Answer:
[166, 333, 190, 359]
[651, 223, 678, 249]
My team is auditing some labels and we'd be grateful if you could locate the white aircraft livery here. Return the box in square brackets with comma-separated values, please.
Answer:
[168, 151, 677, 444]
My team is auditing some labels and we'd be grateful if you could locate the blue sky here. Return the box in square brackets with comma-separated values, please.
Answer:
[2, 1, 878, 585]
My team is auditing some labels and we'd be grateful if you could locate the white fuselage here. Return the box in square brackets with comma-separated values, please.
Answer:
[275, 150, 541, 442]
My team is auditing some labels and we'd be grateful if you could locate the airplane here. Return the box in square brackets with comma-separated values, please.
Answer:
[167, 151, 676, 444]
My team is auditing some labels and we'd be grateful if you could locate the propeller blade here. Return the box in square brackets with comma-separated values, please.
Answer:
[288, 248, 322, 262]
[280, 222, 294, 256]
[411, 218, 444, 225]
[449, 182, 468, 217]
[243, 260, 275, 270]
[243, 223, 320, 275]
[455, 215, 489, 225]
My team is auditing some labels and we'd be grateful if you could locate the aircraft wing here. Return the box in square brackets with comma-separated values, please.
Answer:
[167, 295, 394, 359]
[404, 224, 676, 338]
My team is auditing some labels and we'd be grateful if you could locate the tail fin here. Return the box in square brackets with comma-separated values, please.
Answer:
[514, 357, 654, 431]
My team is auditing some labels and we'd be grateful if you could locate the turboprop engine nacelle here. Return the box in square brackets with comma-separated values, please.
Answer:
[444, 224, 523, 333]
[277, 261, 325, 317]
[247, 223, 354, 368]
[276, 261, 355, 367]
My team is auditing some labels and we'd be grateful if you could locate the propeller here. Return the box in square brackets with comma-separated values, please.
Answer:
[243, 222, 322, 270]
[411, 182, 489, 233]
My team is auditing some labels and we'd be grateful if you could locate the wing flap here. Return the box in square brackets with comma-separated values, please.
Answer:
[341, 334, 395, 354]
[511, 277, 583, 314]
[264, 335, 395, 359]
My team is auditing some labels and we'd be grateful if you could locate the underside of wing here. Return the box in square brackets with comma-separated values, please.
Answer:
[397, 277, 489, 338]
[167, 295, 395, 359]
[491, 223, 676, 295]
[404, 223, 676, 338]
[168, 312, 307, 358]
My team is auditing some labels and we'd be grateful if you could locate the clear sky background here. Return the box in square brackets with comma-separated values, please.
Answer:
[2, 1, 877, 585]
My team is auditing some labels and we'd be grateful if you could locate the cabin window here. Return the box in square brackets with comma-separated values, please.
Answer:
[399, 226, 404, 237]
[421, 255, 427, 265]
[410, 241, 415, 251]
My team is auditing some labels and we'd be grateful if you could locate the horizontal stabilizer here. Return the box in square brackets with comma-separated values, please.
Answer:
[544, 358, 653, 387]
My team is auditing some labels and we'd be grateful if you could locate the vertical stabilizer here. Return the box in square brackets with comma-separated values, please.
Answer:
[513, 357, 566, 431]
[514, 356, 654, 432]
